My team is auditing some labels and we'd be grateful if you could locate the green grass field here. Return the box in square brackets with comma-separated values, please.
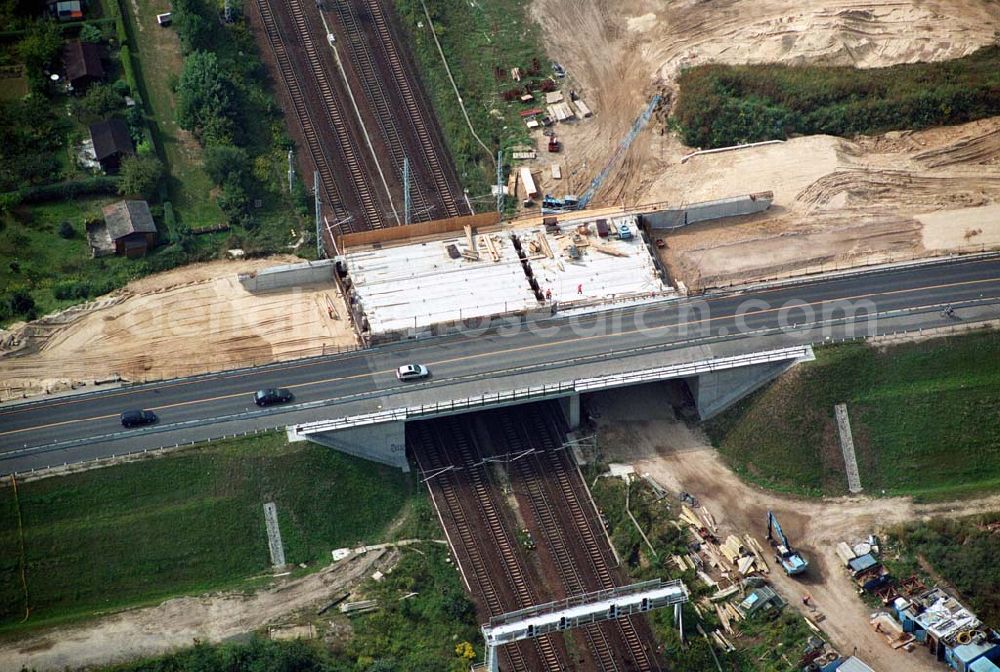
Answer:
[0, 434, 415, 633]
[0, 198, 142, 319]
[706, 329, 1000, 500]
[118, 0, 223, 228]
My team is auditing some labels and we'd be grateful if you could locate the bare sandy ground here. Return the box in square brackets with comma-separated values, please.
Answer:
[652, 119, 1000, 288]
[0, 549, 395, 672]
[523, 0, 1000, 287]
[588, 384, 1000, 672]
[0, 257, 358, 402]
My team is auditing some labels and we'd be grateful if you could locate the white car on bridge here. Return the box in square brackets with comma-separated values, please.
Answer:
[396, 363, 430, 381]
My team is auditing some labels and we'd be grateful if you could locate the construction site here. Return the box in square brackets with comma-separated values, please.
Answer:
[1, 0, 999, 670]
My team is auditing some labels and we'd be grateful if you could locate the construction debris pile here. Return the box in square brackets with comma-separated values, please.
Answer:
[835, 534, 1000, 670]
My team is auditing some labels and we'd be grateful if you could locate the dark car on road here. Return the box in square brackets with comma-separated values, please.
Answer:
[253, 388, 294, 407]
[120, 409, 158, 428]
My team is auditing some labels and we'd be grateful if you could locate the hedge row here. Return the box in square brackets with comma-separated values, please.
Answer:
[674, 46, 1000, 149]
[1, 176, 121, 208]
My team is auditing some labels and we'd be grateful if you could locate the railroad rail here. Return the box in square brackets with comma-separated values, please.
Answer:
[331, 0, 436, 222]
[363, 0, 466, 219]
[526, 406, 657, 671]
[413, 422, 563, 671]
[499, 413, 619, 671]
[252, 0, 350, 229]
[282, 0, 386, 230]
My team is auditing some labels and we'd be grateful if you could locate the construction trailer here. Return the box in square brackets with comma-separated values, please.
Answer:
[766, 511, 808, 576]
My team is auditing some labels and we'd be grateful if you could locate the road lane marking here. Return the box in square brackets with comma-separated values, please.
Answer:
[4, 256, 996, 417]
[3, 274, 999, 438]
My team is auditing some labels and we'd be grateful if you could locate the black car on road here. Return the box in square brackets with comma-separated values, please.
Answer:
[120, 409, 158, 428]
[253, 388, 294, 407]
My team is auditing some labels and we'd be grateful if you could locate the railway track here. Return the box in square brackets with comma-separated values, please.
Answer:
[331, 0, 436, 222]
[252, 0, 350, 229]
[412, 423, 560, 672]
[526, 407, 657, 671]
[498, 413, 619, 672]
[363, 0, 467, 219]
[282, 0, 386, 230]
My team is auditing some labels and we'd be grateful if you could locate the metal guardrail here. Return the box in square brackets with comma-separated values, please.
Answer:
[297, 347, 811, 435]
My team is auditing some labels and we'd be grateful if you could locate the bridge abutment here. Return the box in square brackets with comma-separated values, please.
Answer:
[688, 359, 800, 420]
[301, 421, 409, 472]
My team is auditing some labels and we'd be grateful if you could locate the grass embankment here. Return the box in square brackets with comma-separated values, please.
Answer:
[707, 330, 1000, 499]
[882, 513, 1000, 629]
[392, 0, 546, 203]
[674, 46, 1000, 149]
[0, 434, 414, 633]
[589, 474, 814, 671]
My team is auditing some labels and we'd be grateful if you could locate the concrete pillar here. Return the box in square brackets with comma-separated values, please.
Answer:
[559, 393, 581, 429]
[690, 360, 798, 421]
[304, 421, 409, 471]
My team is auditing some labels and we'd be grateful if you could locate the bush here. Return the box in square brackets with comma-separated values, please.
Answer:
[79, 23, 103, 43]
[118, 154, 164, 199]
[75, 82, 125, 121]
[58, 221, 75, 239]
[5, 289, 37, 321]
[16, 19, 62, 86]
[203, 144, 250, 187]
[15, 177, 121, 203]
[674, 46, 1000, 148]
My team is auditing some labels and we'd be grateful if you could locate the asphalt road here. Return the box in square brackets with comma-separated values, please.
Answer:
[1, 255, 998, 473]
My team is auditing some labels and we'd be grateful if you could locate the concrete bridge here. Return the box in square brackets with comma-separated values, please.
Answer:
[292, 345, 814, 471]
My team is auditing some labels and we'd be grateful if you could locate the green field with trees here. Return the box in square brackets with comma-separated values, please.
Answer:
[0, 434, 414, 633]
[0, 0, 312, 327]
[706, 329, 1000, 500]
[882, 513, 1000, 628]
[392, 0, 548, 206]
[674, 46, 1000, 149]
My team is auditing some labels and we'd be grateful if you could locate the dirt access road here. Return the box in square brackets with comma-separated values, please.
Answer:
[0, 257, 357, 402]
[0, 548, 397, 672]
[589, 385, 1000, 672]
[523, 0, 1000, 288]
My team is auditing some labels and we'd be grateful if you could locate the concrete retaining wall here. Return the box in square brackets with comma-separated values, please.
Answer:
[238, 259, 336, 292]
[643, 192, 773, 231]
[304, 421, 408, 471]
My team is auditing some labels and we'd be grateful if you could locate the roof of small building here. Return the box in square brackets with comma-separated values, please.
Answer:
[971, 657, 1000, 672]
[913, 588, 981, 643]
[90, 118, 134, 161]
[63, 40, 104, 83]
[955, 642, 1000, 664]
[102, 200, 156, 240]
[835, 656, 876, 672]
[848, 553, 879, 574]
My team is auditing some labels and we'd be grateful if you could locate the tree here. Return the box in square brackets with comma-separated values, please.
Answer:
[119, 155, 164, 199]
[176, 51, 239, 145]
[17, 20, 62, 84]
[75, 83, 124, 122]
[203, 144, 249, 186]
[79, 23, 103, 44]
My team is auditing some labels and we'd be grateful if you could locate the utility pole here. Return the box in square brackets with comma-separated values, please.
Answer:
[403, 156, 412, 225]
[314, 171, 323, 258]
[496, 149, 504, 213]
[287, 150, 295, 194]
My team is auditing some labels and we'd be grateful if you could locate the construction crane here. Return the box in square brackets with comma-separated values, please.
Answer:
[766, 511, 808, 576]
[541, 93, 661, 214]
